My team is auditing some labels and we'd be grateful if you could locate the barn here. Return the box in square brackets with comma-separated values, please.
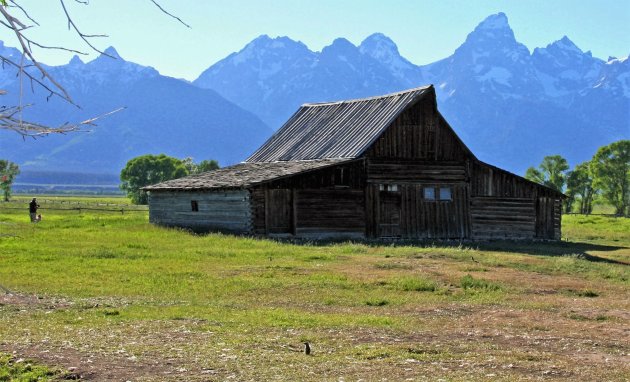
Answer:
[144, 85, 564, 240]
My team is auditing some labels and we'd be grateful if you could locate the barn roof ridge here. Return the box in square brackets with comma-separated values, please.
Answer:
[302, 84, 434, 107]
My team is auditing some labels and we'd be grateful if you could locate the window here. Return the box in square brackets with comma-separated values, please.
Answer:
[334, 167, 349, 187]
[423, 186, 452, 201]
[439, 187, 452, 201]
[191, 200, 199, 212]
[379, 184, 399, 192]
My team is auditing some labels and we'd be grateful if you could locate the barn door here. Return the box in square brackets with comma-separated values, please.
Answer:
[266, 189, 293, 234]
[378, 185, 401, 238]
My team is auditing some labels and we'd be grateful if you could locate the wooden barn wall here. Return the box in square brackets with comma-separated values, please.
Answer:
[366, 183, 470, 239]
[469, 161, 539, 198]
[250, 161, 366, 237]
[366, 159, 467, 183]
[469, 161, 562, 240]
[148, 190, 251, 233]
[295, 189, 365, 237]
[470, 197, 536, 239]
[365, 97, 469, 162]
[535, 196, 562, 240]
[264, 160, 365, 189]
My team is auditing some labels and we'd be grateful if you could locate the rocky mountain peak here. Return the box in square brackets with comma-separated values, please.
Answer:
[323, 38, 357, 54]
[359, 33, 400, 59]
[68, 55, 84, 66]
[103, 46, 122, 59]
[464, 12, 519, 47]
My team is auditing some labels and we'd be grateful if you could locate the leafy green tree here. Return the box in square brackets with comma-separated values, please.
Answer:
[0, 159, 20, 201]
[120, 154, 188, 204]
[566, 162, 597, 214]
[181, 157, 220, 174]
[590, 140, 630, 216]
[525, 155, 569, 192]
[195, 159, 220, 173]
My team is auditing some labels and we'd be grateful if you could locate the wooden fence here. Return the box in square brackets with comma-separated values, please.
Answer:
[0, 199, 148, 214]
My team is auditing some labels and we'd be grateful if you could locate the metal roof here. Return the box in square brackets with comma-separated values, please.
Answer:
[143, 158, 355, 191]
[246, 85, 433, 162]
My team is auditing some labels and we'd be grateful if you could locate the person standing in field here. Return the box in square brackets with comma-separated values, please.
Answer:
[29, 197, 41, 222]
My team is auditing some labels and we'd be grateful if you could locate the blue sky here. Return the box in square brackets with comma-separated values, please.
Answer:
[4, 0, 629, 80]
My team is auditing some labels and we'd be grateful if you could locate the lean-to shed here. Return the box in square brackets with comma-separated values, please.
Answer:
[144, 85, 564, 240]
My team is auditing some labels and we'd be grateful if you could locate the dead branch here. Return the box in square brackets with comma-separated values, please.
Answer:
[0, 104, 126, 138]
[148, 0, 191, 28]
[0, 0, 189, 136]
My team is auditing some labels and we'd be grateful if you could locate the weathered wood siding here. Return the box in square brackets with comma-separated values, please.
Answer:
[367, 159, 467, 183]
[470, 197, 535, 239]
[535, 196, 562, 240]
[295, 189, 365, 238]
[366, 98, 469, 162]
[469, 161, 562, 240]
[361, 96, 475, 239]
[250, 161, 366, 238]
[148, 190, 251, 233]
[366, 183, 470, 239]
[470, 161, 538, 198]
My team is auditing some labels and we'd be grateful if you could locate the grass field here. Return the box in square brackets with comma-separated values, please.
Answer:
[0, 197, 628, 381]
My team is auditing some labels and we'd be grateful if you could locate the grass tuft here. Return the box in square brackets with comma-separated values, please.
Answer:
[393, 276, 439, 292]
[460, 274, 502, 291]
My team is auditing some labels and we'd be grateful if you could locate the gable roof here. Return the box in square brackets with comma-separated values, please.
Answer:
[246, 85, 434, 162]
[143, 158, 355, 191]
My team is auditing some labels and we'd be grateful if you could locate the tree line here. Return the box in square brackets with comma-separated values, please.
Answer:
[0, 154, 219, 205]
[525, 140, 629, 216]
[120, 154, 219, 204]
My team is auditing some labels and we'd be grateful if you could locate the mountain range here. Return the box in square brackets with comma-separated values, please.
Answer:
[194, 13, 629, 174]
[1, 12, 628, 178]
[0, 45, 272, 174]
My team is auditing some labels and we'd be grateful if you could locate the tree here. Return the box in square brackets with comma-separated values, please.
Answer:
[0, 159, 20, 201]
[195, 159, 220, 174]
[525, 155, 569, 192]
[590, 140, 630, 216]
[565, 162, 596, 214]
[0, 1, 188, 137]
[181, 157, 220, 174]
[120, 154, 188, 205]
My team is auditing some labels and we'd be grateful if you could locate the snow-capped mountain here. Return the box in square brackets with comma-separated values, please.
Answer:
[0, 46, 272, 173]
[1, 12, 627, 176]
[194, 35, 407, 129]
[194, 12, 629, 173]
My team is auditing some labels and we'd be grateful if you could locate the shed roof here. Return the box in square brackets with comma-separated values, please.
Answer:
[143, 158, 354, 191]
[246, 85, 433, 162]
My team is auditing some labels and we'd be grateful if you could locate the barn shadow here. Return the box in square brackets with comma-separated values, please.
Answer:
[275, 236, 629, 266]
[468, 240, 629, 265]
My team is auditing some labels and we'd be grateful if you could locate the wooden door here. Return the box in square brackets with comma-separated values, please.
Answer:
[378, 189, 401, 238]
[266, 189, 292, 234]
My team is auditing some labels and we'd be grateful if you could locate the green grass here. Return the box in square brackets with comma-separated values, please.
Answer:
[0, 354, 58, 382]
[0, 198, 628, 381]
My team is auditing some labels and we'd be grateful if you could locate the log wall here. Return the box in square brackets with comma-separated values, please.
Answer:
[249, 161, 366, 238]
[469, 161, 563, 240]
[470, 197, 535, 239]
[148, 190, 251, 233]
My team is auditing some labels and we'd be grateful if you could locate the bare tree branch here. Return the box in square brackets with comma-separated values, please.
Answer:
[8, 0, 39, 26]
[59, 0, 112, 58]
[0, 104, 126, 137]
[148, 0, 191, 29]
[0, 0, 189, 137]
[0, 5, 75, 103]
